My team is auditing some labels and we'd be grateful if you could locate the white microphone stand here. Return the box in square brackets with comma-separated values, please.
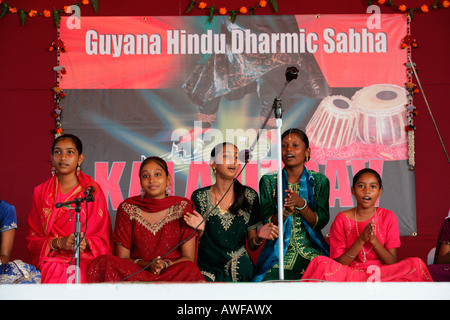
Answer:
[56, 191, 94, 284]
[246, 67, 299, 281]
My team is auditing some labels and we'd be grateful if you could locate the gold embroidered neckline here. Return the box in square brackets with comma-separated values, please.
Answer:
[122, 201, 186, 235]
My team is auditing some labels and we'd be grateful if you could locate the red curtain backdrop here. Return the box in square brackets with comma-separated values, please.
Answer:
[0, 0, 449, 265]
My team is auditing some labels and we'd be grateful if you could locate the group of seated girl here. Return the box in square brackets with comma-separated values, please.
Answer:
[1, 131, 448, 284]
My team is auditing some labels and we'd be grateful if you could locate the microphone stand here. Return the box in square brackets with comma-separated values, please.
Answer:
[247, 67, 299, 281]
[55, 192, 94, 284]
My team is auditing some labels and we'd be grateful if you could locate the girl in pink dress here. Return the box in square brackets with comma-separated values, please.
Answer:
[27, 134, 113, 283]
[302, 168, 432, 282]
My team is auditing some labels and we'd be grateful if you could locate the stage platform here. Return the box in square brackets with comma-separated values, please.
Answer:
[2, 281, 448, 300]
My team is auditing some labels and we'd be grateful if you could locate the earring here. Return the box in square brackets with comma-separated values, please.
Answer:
[140, 188, 145, 199]
[165, 186, 171, 197]
[51, 166, 57, 176]
[305, 155, 310, 162]
[76, 164, 81, 176]
[212, 167, 216, 174]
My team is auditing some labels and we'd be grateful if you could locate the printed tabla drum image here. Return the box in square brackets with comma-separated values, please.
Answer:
[352, 84, 408, 146]
[306, 95, 357, 149]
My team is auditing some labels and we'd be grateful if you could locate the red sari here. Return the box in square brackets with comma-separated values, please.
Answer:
[26, 172, 113, 283]
[87, 196, 205, 282]
[302, 208, 432, 282]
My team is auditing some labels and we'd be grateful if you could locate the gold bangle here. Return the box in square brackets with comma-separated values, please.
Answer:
[57, 237, 62, 250]
[50, 238, 58, 250]
[283, 208, 293, 217]
[252, 235, 263, 246]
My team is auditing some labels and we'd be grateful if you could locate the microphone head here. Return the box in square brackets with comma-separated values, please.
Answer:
[238, 149, 252, 164]
[285, 66, 299, 82]
[84, 184, 96, 196]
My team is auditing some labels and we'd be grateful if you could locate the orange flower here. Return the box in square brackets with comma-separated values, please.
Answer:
[28, 10, 37, 17]
[82, 0, 90, 5]
[421, 4, 429, 12]
[239, 6, 248, 14]
[443, 0, 450, 8]
[219, 7, 227, 15]
[399, 5, 407, 11]
[9, 7, 17, 13]
[378, 0, 386, 4]
[64, 6, 71, 13]
[198, 2, 207, 9]
[259, 0, 267, 7]
[43, 10, 51, 18]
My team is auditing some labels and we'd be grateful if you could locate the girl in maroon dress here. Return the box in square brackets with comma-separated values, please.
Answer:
[87, 157, 204, 282]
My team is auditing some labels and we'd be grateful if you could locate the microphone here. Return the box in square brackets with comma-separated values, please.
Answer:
[285, 66, 299, 82]
[238, 149, 252, 164]
[55, 184, 96, 208]
[84, 185, 96, 197]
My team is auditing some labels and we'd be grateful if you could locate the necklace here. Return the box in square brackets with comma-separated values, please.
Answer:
[211, 186, 233, 213]
[354, 208, 376, 263]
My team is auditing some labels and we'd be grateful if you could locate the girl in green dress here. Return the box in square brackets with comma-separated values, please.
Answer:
[185, 142, 278, 282]
[253, 128, 330, 281]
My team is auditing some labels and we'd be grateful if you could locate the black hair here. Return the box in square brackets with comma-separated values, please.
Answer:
[52, 134, 83, 155]
[139, 156, 169, 177]
[211, 142, 250, 215]
[281, 128, 309, 149]
[352, 168, 383, 189]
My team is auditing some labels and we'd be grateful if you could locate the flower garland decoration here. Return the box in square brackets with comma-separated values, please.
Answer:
[1, 1, 99, 138]
[51, 29, 67, 138]
[185, 0, 278, 23]
[368, 1, 448, 169]
[370, 0, 449, 19]
[0, 0, 98, 26]
[402, 18, 419, 170]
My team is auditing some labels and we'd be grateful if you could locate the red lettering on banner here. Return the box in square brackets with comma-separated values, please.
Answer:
[128, 161, 142, 198]
[325, 159, 353, 207]
[306, 159, 319, 173]
[185, 162, 212, 199]
[95, 161, 125, 210]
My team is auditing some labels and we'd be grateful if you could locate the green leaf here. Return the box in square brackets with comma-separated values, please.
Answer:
[0, 2, 8, 18]
[19, 9, 26, 26]
[208, 6, 214, 23]
[53, 10, 61, 27]
[91, 0, 99, 13]
[230, 11, 237, 23]
[185, 0, 196, 13]
[409, 8, 414, 20]
[269, 0, 279, 13]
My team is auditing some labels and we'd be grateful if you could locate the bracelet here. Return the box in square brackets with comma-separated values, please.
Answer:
[134, 258, 144, 264]
[163, 260, 173, 269]
[252, 235, 263, 246]
[283, 208, 293, 217]
[345, 253, 356, 258]
[295, 198, 307, 211]
[50, 238, 58, 251]
[57, 237, 62, 250]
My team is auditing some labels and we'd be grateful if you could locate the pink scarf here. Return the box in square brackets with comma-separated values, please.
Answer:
[27, 172, 112, 282]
